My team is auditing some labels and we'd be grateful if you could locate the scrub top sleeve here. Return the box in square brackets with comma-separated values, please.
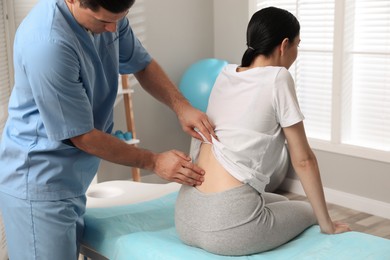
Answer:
[273, 68, 305, 128]
[118, 18, 152, 74]
[22, 39, 94, 141]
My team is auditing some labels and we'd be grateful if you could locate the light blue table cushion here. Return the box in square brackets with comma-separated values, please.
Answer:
[83, 192, 390, 260]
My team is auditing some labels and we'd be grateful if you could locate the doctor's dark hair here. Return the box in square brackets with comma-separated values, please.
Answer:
[79, 0, 135, 13]
[241, 7, 300, 67]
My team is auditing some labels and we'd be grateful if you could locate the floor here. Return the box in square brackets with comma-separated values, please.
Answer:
[277, 190, 390, 239]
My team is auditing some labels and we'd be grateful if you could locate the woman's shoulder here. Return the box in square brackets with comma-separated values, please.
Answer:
[220, 65, 292, 86]
[273, 67, 294, 84]
[253, 66, 292, 84]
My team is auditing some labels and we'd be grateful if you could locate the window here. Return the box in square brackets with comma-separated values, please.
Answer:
[342, 0, 390, 152]
[257, 0, 390, 162]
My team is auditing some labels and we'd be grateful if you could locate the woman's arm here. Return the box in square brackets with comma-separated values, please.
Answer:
[134, 59, 216, 142]
[70, 129, 204, 185]
[283, 122, 350, 234]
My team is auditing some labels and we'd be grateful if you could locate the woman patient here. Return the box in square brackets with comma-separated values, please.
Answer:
[175, 7, 350, 256]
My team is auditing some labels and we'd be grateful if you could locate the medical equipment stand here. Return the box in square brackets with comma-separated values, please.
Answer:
[119, 74, 141, 182]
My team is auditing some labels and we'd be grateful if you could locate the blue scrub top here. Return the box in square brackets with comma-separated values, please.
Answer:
[0, 0, 152, 200]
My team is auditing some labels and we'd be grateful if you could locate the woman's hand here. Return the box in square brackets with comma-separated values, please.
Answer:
[283, 123, 351, 236]
[152, 150, 205, 186]
[321, 221, 351, 234]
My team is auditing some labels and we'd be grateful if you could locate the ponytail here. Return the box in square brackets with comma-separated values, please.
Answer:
[241, 46, 257, 67]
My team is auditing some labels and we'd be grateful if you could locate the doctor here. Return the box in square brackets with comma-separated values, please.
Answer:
[0, 0, 215, 259]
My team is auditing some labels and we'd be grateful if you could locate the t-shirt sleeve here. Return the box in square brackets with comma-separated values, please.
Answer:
[273, 67, 305, 127]
[21, 39, 94, 141]
[118, 18, 152, 74]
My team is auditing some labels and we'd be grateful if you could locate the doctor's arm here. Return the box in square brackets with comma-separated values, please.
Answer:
[70, 129, 204, 186]
[283, 122, 351, 234]
[134, 59, 216, 142]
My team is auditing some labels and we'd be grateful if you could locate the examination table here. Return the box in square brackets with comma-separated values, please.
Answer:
[80, 181, 390, 260]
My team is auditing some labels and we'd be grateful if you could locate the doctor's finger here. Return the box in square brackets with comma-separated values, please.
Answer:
[196, 121, 216, 143]
[177, 166, 204, 185]
[185, 127, 203, 142]
[181, 160, 205, 177]
[193, 122, 215, 143]
[173, 174, 202, 186]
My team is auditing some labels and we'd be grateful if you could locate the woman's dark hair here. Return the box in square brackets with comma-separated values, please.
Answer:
[79, 0, 135, 13]
[241, 7, 300, 67]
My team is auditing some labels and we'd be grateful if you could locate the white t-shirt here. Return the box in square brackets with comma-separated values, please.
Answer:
[190, 64, 304, 193]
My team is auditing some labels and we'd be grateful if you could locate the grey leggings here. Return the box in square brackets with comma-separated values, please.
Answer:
[175, 184, 317, 256]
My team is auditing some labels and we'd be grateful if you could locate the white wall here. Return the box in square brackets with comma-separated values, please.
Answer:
[213, 0, 257, 63]
[308, 150, 390, 203]
[100, 0, 390, 212]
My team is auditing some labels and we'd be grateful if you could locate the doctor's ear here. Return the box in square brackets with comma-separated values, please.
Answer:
[280, 38, 289, 56]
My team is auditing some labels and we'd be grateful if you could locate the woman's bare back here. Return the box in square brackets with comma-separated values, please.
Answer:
[195, 143, 243, 193]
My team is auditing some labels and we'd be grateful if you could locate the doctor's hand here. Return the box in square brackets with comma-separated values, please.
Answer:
[176, 103, 217, 143]
[152, 150, 205, 186]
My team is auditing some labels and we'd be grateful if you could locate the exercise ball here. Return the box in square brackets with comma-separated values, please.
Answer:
[179, 58, 228, 112]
